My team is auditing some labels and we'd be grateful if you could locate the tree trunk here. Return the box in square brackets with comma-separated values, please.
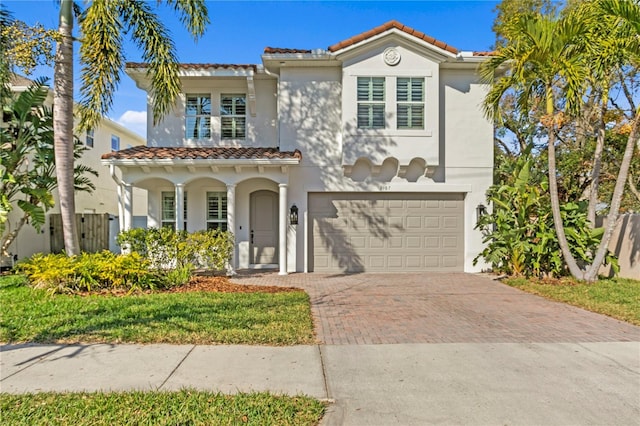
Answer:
[584, 115, 639, 281]
[53, 0, 79, 256]
[544, 88, 585, 280]
[0, 215, 28, 256]
[587, 99, 607, 225]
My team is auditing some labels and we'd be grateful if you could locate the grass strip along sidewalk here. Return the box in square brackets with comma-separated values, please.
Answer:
[0, 275, 315, 345]
[0, 390, 326, 426]
[504, 277, 640, 326]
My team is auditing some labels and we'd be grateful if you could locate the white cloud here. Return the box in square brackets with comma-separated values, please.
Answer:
[116, 110, 147, 138]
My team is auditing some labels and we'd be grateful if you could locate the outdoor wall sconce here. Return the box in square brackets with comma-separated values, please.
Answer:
[289, 204, 299, 225]
[476, 203, 487, 222]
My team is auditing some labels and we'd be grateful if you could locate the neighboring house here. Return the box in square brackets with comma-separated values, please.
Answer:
[102, 21, 494, 274]
[5, 75, 147, 262]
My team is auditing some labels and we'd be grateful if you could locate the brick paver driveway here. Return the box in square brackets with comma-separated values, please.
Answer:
[231, 272, 640, 345]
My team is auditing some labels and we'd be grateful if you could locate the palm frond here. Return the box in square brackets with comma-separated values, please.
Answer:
[78, 0, 124, 131]
[164, 0, 209, 39]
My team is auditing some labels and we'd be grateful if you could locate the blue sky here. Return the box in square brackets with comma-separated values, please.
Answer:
[6, 0, 500, 137]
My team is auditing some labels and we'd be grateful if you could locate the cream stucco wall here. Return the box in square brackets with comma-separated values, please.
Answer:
[147, 77, 277, 148]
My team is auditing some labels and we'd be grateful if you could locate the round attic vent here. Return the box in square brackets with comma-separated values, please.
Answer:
[383, 48, 401, 66]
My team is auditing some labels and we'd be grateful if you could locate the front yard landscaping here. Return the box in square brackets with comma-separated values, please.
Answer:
[0, 390, 326, 425]
[0, 275, 316, 345]
[504, 277, 640, 326]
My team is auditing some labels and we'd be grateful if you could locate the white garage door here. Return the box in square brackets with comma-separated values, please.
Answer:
[309, 192, 464, 272]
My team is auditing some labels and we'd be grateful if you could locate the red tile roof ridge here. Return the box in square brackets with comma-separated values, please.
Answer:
[102, 146, 302, 161]
[263, 47, 312, 54]
[473, 51, 496, 57]
[126, 62, 258, 70]
[328, 20, 458, 55]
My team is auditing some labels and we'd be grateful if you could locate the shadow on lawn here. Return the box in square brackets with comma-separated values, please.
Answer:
[20, 293, 311, 344]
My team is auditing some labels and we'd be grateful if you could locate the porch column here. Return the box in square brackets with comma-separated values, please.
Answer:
[175, 183, 185, 231]
[278, 183, 288, 275]
[226, 184, 236, 275]
[117, 184, 125, 233]
[123, 183, 133, 231]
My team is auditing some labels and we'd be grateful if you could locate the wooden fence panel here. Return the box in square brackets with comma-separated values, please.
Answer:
[49, 213, 110, 253]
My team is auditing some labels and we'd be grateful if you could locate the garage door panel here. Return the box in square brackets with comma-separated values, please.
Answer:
[309, 193, 464, 272]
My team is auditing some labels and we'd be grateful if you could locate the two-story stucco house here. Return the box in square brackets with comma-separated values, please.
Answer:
[102, 21, 494, 274]
[5, 75, 147, 263]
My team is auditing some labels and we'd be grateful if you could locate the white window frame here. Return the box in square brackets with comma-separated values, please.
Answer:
[86, 129, 94, 148]
[220, 94, 246, 139]
[357, 77, 385, 129]
[161, 191, 187, 230]
[206, 192, 228, 231]
[185, 94, 212, 140]
[111, 134, 119, 151]
[396, 77, 425, 129]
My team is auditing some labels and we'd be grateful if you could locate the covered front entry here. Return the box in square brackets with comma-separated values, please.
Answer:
[250, 190, 279, 265]
[101, 146, 302, 275]
[308, 192, 464, 273]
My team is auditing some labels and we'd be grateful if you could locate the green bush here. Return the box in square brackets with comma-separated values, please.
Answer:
[116, 227, 234, 272]
[15, 251, 165, 294]
[474, 154, 618, 278]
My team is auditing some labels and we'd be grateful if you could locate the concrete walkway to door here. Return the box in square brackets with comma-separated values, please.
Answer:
[231, 272, 640, 344]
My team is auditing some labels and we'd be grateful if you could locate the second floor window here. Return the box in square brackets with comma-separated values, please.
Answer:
[111, 134, 119, 151]
[221, 94, 246, 139]
[357, 77, 385, 129]
[206, 192, 228, 231]
[86, 129, 94, 148]
[397, 77, 424, 129]
[161, 192, 187, 230]
[186, 94, 211, 139]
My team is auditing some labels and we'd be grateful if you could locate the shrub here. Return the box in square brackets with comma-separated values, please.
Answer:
[15, 251, 165, 294]
[116, 227, 234, 272]
[474, 154, 618, 278]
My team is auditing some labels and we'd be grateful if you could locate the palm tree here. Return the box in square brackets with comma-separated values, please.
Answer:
[583, 0, 640, 281]
[481, 0, 640, 282]
[53, 0, 209, 255]
[480, 10, 590, 280]
[53, 0, 76, 254]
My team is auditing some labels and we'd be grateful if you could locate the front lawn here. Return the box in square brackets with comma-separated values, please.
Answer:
[0, 390, 326, 425]
[0, 275, 315, 345]
[504, 277, 640, 326]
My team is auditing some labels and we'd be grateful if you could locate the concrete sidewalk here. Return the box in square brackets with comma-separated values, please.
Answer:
[2, 341, 639, 425]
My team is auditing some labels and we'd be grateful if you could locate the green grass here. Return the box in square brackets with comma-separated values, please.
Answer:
[0, 276, 315, 345]
[504, 277, 640, 325]
[0, 390, 326, 425]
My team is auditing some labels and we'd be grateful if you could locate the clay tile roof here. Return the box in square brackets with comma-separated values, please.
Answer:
[125, 63, 258, 71]
[328, 20, 458, 55]
[473, 51, 496, 57]
[101, 146, 302, 161]
[263, 47, 312, 54]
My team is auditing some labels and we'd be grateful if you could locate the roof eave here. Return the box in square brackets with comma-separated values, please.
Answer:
[101, 158, 301, 167]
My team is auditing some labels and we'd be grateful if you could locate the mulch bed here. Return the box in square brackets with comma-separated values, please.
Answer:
[70, 277, 301, 297]
[165, 276, 301, 294]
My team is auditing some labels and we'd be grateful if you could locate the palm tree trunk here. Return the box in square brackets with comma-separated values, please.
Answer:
[53, 0, 80, 256]
[584, 115, 639, 281]
[587, 99, 607, 225]
[545, 89, 585, 280]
